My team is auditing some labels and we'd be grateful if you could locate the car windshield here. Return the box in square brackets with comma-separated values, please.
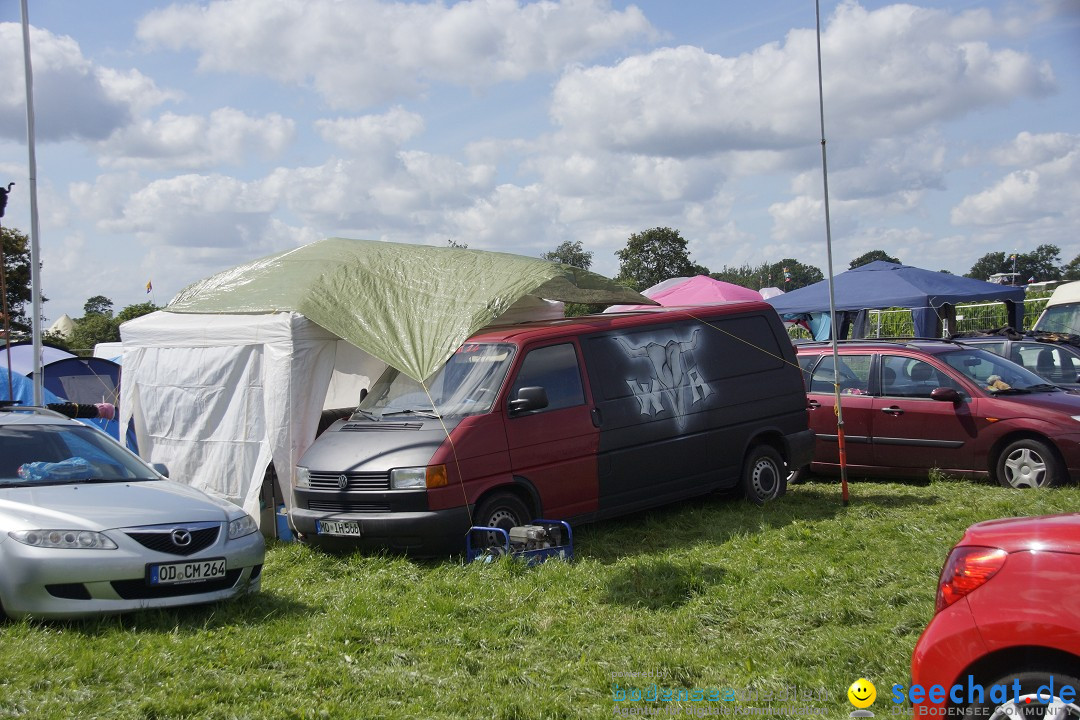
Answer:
[356, 343, 516, 420]
[939, 348, 1059, 393]
[0, 423, 158, 486]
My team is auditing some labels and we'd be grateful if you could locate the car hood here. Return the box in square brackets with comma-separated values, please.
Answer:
[960, 513, 1080, 555]
[0, 480, 233, 532]
[988, 389, 1080, 415]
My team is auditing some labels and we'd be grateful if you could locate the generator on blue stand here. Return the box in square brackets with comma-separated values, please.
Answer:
[466, 519, 573, 565]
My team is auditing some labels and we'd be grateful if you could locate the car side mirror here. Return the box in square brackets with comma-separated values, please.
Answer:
[152, 462, 170, 478]
[509, 386, 548, 415]
[930, 387, 962, 405]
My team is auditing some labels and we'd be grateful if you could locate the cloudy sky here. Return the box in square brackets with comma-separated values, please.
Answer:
[0, 0, 1077, 323]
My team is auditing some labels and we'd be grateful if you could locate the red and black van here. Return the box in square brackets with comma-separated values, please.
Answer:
[291, 303, 813, 554]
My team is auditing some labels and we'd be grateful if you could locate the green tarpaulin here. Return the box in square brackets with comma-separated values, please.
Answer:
[167, 237, 652, 381]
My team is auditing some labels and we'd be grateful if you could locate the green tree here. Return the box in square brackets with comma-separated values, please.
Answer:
[116, 302, 158, 323]
[65, 299, 160, 355]
[1, 226, 34, 333]
[542, 240, 593, 270]
[849, 250, 901, 269]
[615, 227, 707, 290]
[967, 245, 1063, 283]
[83, 295, 113, 317]
[1063, 254, 1080, 282]
[1019, 244, 1063, 282]
[710, 259, 823, 291]
[966, 251, 1008, 280]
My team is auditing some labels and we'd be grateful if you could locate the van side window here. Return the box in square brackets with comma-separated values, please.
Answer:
[510, 343, 584, 412]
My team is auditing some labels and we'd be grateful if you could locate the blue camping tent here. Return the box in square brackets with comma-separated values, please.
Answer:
[765, 261, 1025, 339]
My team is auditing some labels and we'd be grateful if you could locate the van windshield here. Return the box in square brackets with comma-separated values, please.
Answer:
[355, 343, 516, 420]
[1036, 304, 1080, 335]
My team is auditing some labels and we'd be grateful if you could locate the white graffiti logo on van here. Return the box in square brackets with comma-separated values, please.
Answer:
[616, 328, 713, 422]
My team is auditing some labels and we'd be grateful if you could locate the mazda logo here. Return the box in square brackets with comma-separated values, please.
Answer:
[337, 474, 349, 490]
[171, 529, 192, 547]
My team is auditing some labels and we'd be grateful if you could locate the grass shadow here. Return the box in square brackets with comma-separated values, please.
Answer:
[604, 558, 726, 610]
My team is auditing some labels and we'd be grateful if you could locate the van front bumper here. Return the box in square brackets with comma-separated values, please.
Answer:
[290, 506, 472, 557]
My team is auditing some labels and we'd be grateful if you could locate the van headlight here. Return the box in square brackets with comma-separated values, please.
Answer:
[228, 514, 259, 539]
[295, 466, 310, 488]
[9, 529, 118, 549]
[390, 465, 447, 489]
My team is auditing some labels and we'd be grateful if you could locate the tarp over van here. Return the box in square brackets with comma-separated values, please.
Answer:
[120, 238, 651, 523]
[168, 237, 649, 382]
[766, 261, 1025, 338]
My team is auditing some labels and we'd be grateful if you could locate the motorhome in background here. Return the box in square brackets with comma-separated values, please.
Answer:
[1033, 281, 1080, 335]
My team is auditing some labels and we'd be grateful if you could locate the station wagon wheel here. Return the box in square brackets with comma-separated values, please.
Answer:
[473, 492, 530, 548]
[787, 465, 811, 485]
[741, 445, 787, 505]
[996, 438, 1064, 489]
[967, 671, 1080, 718]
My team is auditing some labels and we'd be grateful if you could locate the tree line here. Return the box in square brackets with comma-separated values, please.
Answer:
[3, 225, 1080, 352]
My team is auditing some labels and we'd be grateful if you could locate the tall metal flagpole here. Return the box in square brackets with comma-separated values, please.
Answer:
[815, 0, 849, 505]
[20, 0, 43, 405]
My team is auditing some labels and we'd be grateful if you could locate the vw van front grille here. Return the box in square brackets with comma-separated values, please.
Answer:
[308, 471, 390, 491]
[306, 500, 391, 513]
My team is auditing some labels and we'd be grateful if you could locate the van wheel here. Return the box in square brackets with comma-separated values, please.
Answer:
[473, 492, 531, 548]
[996, 438, 1063, 488]
[742, 445, 786, 505]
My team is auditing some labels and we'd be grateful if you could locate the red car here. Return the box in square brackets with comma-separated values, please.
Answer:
[907, 514, 1080, 716]
[793, 340, 1080, 487]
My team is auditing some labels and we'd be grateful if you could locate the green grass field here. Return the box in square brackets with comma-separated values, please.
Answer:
[2, 477, 1078, 720]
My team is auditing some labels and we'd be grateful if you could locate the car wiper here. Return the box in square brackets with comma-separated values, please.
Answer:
[989, 387, 1031, 395]
[352, 408, 378, 421]
[1021, 383, 1061, 393]
[381, 408, 441, 419]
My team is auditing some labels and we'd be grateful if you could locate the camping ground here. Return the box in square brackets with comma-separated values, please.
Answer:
[2, 477, 1076, 719]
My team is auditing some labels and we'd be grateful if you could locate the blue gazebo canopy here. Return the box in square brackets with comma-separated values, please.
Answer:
[766, 261, 1025, 338]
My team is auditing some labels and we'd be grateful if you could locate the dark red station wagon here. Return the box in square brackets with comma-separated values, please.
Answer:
[794, 340, 1080, 488]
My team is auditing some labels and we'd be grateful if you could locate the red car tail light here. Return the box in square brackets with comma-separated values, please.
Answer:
[935, 545, 1008, 613]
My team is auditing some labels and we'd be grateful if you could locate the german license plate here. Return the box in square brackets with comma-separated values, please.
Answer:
[317, 519, 362, 536]
[149, 557, 227, 585]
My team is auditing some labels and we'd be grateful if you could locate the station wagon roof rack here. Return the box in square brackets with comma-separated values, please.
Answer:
[793, 337, 969, 349]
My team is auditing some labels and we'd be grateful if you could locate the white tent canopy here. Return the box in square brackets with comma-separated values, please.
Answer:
[119, 311, 385, 523]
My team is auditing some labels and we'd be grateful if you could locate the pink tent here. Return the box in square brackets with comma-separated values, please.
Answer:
[605, 275, 763, 312]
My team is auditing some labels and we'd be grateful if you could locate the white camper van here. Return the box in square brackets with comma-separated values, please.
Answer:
[1034, 281, 1080, 334]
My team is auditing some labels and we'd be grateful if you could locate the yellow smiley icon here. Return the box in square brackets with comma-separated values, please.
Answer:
[848, 678, 876, 709]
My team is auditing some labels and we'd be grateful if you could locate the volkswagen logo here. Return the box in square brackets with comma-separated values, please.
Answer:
[337, 474, 349, 490]
[171, 529, 192, 547]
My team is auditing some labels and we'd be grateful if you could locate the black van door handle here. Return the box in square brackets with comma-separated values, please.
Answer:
[807, 400, 820, 410]
[881, 406, 904, 416]
[590, 408, 603, 428]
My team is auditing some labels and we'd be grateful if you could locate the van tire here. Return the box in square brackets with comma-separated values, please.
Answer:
[995, 438, 1063, 489]
[742, 445, 786, 505]
[473, 492, 531, 547]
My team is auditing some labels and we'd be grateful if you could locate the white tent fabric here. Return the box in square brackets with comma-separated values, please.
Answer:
[119, 311, 385, 522]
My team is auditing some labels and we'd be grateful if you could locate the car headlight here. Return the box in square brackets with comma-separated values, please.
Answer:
[228, 514, 259, 540]
[390, 465, 447, 489]
[295, 465, 310, 488]
[9, 529, 118, 549]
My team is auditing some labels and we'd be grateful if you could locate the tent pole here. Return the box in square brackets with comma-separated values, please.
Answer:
[20, 0, 43, 406]
[815, 0, 848, 505]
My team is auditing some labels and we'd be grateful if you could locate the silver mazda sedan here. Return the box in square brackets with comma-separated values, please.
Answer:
[0, 405, 264, 619]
